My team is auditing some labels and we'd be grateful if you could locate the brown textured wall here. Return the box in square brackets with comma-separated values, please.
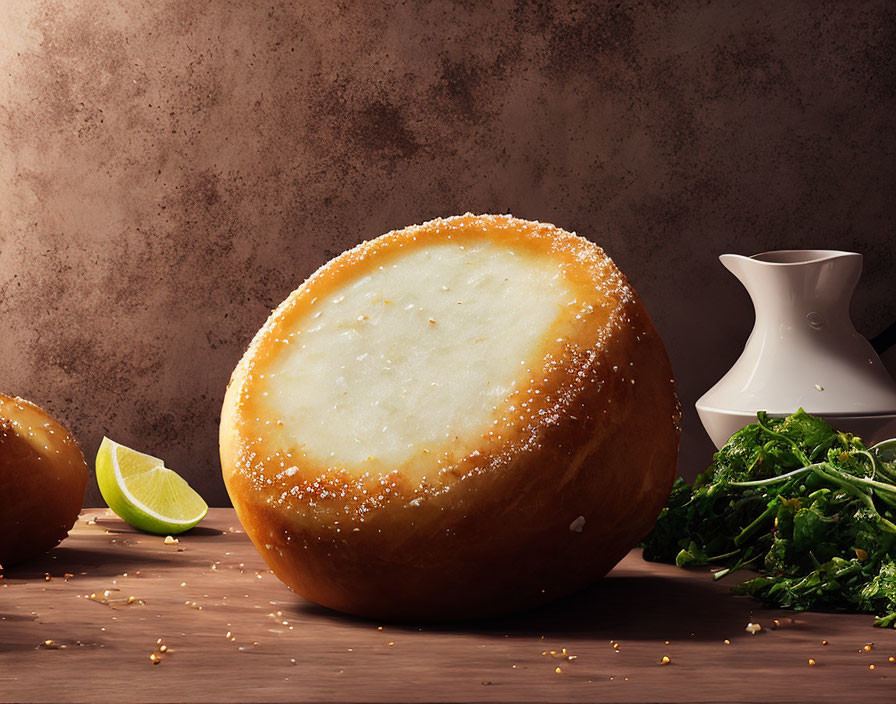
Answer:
[1, 1, 894, 506]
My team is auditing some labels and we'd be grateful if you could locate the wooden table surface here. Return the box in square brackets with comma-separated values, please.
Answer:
[2, 509, 894, 703]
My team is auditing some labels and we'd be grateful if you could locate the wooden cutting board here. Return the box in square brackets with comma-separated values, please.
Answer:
[1, 509, 893, 703]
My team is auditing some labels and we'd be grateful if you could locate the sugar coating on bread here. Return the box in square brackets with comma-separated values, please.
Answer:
[221, 213, 678, 620]
[225, 214, 635, 513]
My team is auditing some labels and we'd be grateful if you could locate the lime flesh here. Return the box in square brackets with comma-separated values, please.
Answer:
[95, 437, 207, 535]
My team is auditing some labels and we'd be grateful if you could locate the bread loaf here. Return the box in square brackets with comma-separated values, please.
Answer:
[220, 213, 679, 620]
[0, 394, 88, 565]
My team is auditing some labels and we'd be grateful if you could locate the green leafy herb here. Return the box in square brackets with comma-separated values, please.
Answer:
[642, 410, 896, 627]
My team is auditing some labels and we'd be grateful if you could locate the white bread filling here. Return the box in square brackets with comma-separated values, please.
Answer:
[257, 240, 575, 471]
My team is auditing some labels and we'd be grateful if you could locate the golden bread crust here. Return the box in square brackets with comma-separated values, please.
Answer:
[221, 213, 679, 620]
[0, 394, 88, 565]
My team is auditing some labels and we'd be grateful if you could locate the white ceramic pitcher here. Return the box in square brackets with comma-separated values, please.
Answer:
[696, 249, 896, 448]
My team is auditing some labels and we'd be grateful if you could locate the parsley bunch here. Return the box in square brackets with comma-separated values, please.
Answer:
[642, 410, 896, 627]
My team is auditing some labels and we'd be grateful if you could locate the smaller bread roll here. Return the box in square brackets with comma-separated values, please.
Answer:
[221, 213, 679, 621]
[0, 394, 88, 565]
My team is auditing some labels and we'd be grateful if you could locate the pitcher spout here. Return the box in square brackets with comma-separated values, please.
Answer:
[719, 250, 862, 317]
[718, 253, 755, 285]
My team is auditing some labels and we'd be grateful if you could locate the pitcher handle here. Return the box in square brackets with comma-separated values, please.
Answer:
[871, 320, 896, 354]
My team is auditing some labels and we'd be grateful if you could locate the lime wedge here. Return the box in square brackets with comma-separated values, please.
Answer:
[96, 437, 208, 535]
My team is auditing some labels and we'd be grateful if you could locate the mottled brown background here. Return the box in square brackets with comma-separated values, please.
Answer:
[1, 0, 894, 507]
